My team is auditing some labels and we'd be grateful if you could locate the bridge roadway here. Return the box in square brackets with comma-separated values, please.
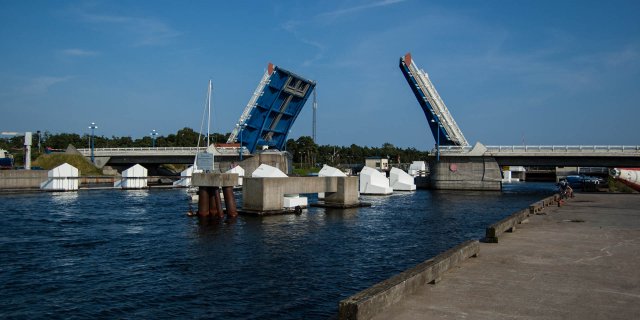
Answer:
[77, 144, 640, 168]
[437, 144, 640, 167]
[77, 146, 248, 167]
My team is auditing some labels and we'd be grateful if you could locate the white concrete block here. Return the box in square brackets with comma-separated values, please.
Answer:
[319, 164, 347, 177]
[359, 166, 393, 195]
[251, 164, 287, 178]
[225, 165, 245, 186]
[283, 195, 308, 208]
[390, 167, 416, 191]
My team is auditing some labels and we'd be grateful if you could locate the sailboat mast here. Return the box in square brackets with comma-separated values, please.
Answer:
[207, 79, 212, 147]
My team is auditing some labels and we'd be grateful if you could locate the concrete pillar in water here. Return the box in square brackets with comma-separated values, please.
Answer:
[222, 186, 237, 218]
[192, 172, 240, 217]
[212, 187, 224, 219]
[198, 187, 210, 216]
[429, 156, 502, 191]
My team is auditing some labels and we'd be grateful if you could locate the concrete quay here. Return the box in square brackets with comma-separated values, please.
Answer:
[369, 193, 640, 320]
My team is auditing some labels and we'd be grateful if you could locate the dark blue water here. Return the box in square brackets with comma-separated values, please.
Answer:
[0, 183, 554, 319]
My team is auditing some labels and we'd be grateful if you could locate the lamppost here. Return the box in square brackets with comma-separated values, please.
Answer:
[431, 118, 441, 162]
[236, 123, 247, 160]
[89, 122, 98, 164]
[150, 129, 158, 148]
[36, 130, 42, 154]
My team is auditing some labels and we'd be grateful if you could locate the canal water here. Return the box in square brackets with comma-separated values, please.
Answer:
[1, 183, 554, 319]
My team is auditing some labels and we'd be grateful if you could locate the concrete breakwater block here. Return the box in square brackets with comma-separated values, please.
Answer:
[359, 166, 392, 195]
[389, 167, 416, 191]
[251, 164, 287, 178]
[338, 240, 480, 320]
[319, 164, 347, 177]
[284, 194, 308, 208]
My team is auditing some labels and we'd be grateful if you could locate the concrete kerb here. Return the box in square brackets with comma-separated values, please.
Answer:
[485, 194, 560, 243]
[338, 240, 479, 320]
[484, 208, 529, 243]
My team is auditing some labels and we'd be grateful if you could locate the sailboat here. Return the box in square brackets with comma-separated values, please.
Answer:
[186, 79, 215, 201]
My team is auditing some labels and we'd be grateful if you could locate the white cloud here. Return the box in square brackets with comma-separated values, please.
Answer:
[61, 48, 99, 57]
[318, 0, 407, 19]
[22, 76, 74, 95]
[76, 9, 180, 46]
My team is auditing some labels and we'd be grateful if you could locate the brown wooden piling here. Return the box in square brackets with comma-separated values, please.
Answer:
[212, 187, 224, 219]
[198, 187, 210, 216]
[208, 187, 219, 217]
[222, 186, 238, 218]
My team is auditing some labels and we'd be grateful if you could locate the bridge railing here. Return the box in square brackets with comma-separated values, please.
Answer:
[77, 147, 245, 155]
[485, 145, 640, 153]
[79, 147, 206, 152]
[434, 146, 473, 154]
[435, 145, 640, 154]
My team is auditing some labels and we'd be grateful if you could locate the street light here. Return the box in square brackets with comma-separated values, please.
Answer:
[431, 118, 441, 162]
[236, 123, 247, 161]
[150, 129, 158, 148]
[89, 122, 98, 164]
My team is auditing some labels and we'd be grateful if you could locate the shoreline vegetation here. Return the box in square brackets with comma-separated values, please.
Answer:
[1, 127, 429, 169]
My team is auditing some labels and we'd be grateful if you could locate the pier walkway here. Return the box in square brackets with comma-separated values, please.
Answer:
[373, 193, 640, 320]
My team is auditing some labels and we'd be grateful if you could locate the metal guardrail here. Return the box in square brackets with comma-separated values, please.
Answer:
[79, 147, 205, 152]
[486, 145, 640, 153]
[77, 147, 245, 156]
[435, 145, 640, 154]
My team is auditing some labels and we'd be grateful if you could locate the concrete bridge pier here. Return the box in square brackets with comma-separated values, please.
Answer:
[429, 156, 502, 191]
[242, 176, 362, 215]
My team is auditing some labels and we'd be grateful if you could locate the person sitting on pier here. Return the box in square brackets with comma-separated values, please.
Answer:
[557, 179, 574, 199]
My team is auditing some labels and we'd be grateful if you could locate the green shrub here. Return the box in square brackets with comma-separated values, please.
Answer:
[32, 154, 102, 176]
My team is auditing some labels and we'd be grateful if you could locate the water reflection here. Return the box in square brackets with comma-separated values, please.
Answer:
[123, 189, 150, 199]
[51, 191, 79, 205]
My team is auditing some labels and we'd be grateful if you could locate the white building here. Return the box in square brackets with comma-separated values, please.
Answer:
[115, 164, 148, 189]
[40, 163, 79, 191]
[365, 156, 389, 171]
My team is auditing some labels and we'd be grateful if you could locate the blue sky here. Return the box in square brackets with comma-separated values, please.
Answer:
[1, 0, 639, 149]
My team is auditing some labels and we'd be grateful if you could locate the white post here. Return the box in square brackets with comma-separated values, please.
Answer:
[24, 132, 32, 170]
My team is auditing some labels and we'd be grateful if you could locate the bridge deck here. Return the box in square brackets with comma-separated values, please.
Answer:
[434, 145, 640, 167]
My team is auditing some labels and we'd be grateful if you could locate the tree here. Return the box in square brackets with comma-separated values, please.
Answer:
[294, 136, 318, 167]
